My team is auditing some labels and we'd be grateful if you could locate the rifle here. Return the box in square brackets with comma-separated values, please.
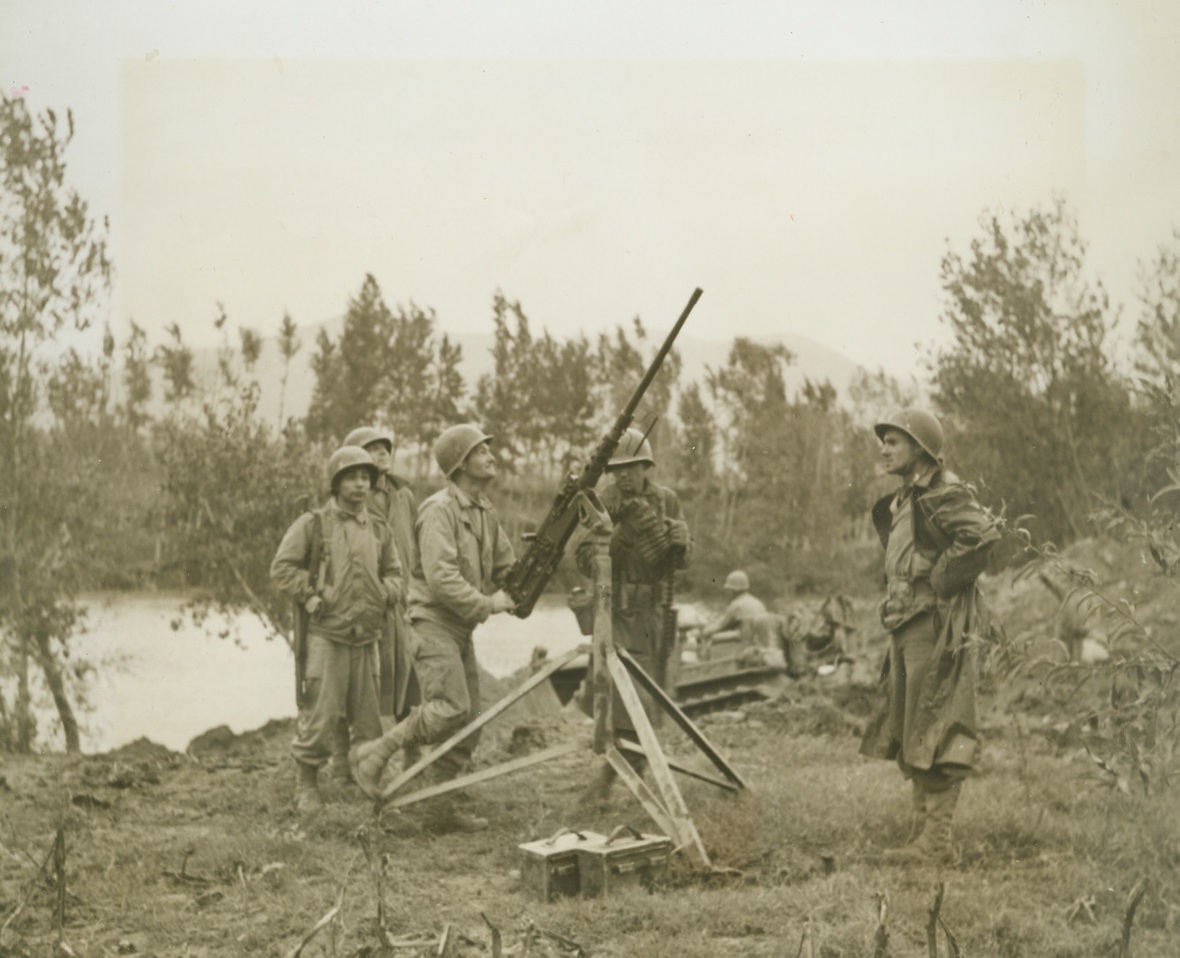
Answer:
[504, 287, 703, 619]
[293, 510, 328, 709]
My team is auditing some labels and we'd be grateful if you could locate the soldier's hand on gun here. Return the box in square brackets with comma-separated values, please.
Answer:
[304, 595, 324, 617]
[490, 590, 516, 615]
[666, 519, 690, 548]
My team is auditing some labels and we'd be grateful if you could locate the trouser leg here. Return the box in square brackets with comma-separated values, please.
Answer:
[410, 619, 481, 780]
[292, 634, 351, 768]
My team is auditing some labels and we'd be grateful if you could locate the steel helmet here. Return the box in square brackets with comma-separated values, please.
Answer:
[434, 424, 493, 478]
[343, 426, 392, 453]
[608, 428, 655, 469]
[874, 408, 944, 462]
[723, 570, 750, 592]
[327, 445, 379, 491]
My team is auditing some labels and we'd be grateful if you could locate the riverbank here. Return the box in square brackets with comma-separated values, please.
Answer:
[54, 593, 604, 754]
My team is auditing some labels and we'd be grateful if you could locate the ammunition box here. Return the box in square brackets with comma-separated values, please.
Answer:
[518, 830, 606, 902]
[576, 828, 671, 898]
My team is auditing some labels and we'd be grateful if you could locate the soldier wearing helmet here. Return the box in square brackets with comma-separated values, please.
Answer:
[270, 446, 405, 815]
[350, 424, 515, 833]
[700, 570, 768, 645]
[574, 426, 692, 810]
[861, 408, 1000, 865]
[343, 427, 419, 714]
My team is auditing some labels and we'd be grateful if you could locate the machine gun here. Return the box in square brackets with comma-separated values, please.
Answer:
[504, 287, 703, 619]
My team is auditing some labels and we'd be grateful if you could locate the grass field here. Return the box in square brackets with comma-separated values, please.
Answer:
[4, 536, 1179, 956]
[2, 668, 1178, 958]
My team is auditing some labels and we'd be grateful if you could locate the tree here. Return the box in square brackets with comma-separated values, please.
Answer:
[592, 317, 682, 453]
[306, 275, 466, 465]
[275, 310, 301, 431]
[306, 274, 392, 443]
[1135, 229, 1180, 387]
[928, 198, 1148, 546]
[0, 96, 112, 751]
[154, 313, 321, 641]
[703, 338, 794, 546]
[474, 292, 538, 471]
[121, 320, 153, 431]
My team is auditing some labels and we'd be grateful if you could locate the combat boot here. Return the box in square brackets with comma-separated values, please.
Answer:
[884, 781, 960, 866]
[294, 761, 324, 815]
[327, 720, 353, 785]
[349, 714, 421, 799]
[916, 783, 960, 863]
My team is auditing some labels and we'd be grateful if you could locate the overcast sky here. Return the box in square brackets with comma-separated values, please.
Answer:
[4, 1, 1179, 381]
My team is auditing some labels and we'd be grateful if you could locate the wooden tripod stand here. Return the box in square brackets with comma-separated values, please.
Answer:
[373, 493, 746, 867]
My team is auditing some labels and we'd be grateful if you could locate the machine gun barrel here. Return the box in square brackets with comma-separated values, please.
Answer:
[504, 287, 702, 619]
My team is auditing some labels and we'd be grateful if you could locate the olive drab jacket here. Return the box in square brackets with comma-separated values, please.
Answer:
[702, 591, 768, 638]
[408, 482, 515, 634]
[574, 478, 691, 655]
[859, 466, 1001, 772]
[270, 501, 404, 646]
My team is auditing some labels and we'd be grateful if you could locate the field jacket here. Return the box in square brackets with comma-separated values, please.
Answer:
[369, 472, 418, 575]
[860, 466, 1000, 771]
[703, 592, 768, 638]
[408, 483, 515, 634]
[270, 501, 403, 646]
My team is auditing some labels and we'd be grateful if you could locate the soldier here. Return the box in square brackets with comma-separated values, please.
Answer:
[859, 409, 1000, 865]
[343, 427, 420, 721]
[575, 428, 691, 809]
[699, 570, 768, 648]
[351, 424, 516, 832]
[270, 446, 404, 814]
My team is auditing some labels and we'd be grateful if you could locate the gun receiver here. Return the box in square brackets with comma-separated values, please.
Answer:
[504, 287, 703, 619]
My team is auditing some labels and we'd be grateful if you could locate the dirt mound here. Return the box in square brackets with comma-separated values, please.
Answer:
[106, 736, 181, 763]
[186, 718, 294, 763]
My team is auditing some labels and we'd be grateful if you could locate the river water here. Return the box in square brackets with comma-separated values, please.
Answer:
[67, 593, 591, 754]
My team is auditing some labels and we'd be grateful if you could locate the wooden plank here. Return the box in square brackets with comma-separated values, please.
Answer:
[616, 739, 740, 793]
[607, 651, 710, 866]
[378, 646, 583, 802]
[386, 742, 583, 808]
[618, 647, 748, 791]
[603, 746, 681, 843]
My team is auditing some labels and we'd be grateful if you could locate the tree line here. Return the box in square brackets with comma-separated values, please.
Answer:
[3, 95, 1180, 752]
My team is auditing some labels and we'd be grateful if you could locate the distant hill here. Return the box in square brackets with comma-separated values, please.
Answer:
[185, 318, 863, 430]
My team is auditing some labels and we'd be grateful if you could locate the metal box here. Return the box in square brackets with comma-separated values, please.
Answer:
[518, 829, 606, 902]
[575, 827, 672, 898]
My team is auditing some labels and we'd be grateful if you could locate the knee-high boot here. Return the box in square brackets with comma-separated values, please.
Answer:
[917, 781, 961, 862]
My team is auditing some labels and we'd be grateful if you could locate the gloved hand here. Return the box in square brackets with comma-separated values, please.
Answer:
[490, 590, 516, 614]
[666, 519, 690, 548]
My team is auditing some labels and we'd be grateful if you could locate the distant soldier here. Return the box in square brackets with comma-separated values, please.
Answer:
[860, 409, 999, 865]
[344, 426, 420, 719]
[575, 428, 691, 809]
[350, 425, 516, 832]
[700, 570, 768, 648]
[270, 446, 404, 814]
